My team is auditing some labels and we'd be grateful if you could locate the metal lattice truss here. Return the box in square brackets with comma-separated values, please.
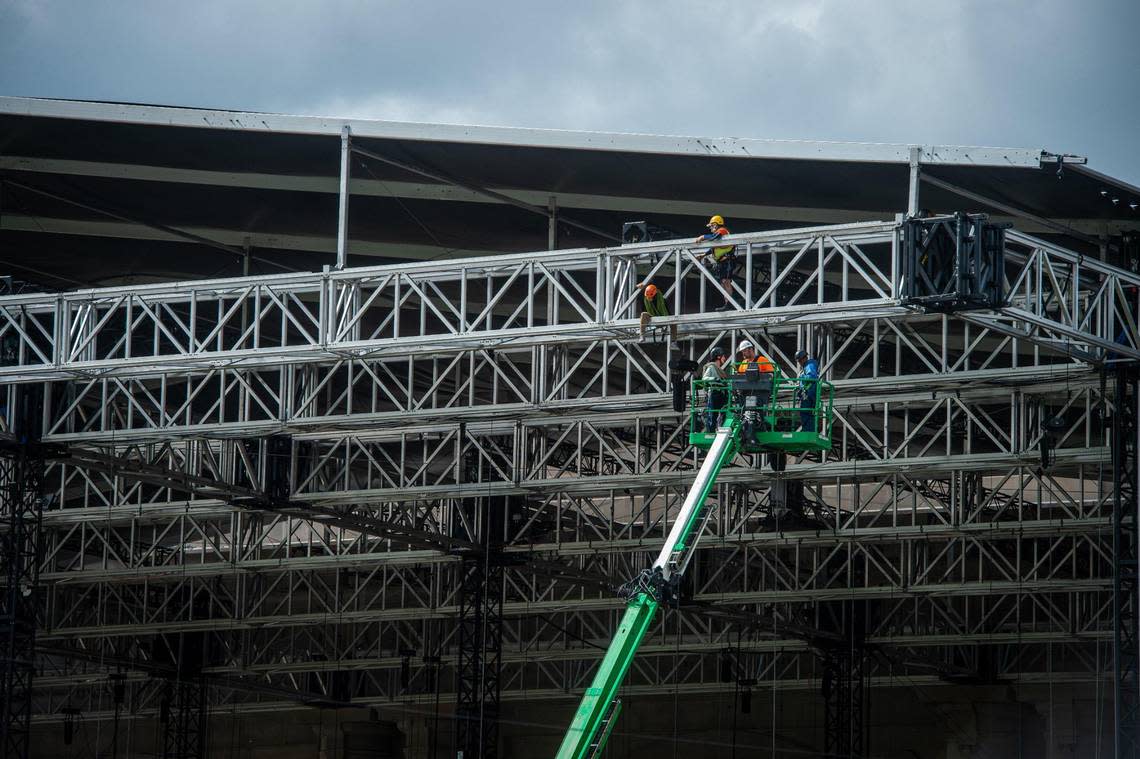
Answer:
[3, 219, 1137, 721]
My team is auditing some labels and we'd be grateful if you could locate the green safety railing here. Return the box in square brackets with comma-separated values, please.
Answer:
[688, 375, 834, 452]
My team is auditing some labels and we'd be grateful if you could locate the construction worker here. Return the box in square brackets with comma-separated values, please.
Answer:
[794, 349, 820, 432]
[701, 345, 730, 431]
[636, 282, 676, 341]
[695, 214, 736, 311]
[735, 339, 774, 441]
[736, 339, 774, 374]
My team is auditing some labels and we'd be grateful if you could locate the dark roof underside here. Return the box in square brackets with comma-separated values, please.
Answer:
[1, 104, 1138, 289]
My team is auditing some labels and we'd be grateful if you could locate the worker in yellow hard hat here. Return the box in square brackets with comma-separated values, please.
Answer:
[695, 215, 736, 311]
[636, 282, 675, 341]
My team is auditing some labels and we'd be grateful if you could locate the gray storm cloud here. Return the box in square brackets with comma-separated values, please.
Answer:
[2, 0, 1139, 184]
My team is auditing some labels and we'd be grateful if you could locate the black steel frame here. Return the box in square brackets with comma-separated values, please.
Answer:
[1114, 362, 1140, 759]
[0, 446, 45, 759]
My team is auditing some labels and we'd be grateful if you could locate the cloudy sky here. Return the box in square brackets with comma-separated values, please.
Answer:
[3, 0, 1139, 184]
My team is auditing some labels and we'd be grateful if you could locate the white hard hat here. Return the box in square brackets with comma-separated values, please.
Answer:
[737, 340, 754, 353]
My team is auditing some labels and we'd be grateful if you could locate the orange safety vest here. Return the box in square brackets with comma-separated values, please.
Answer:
[737, 356, 775, 374]
[711, 226, 735, 260]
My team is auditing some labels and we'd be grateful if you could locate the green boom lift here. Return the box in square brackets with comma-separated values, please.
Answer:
[555, 363, 833, 758]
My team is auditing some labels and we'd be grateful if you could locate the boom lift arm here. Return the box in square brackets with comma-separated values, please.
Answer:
[554, 424, 737, 758]
[555, 366, 834, 758]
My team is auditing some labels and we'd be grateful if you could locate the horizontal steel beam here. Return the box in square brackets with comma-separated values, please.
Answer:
[0, 213, 490, 263]
[0, 97, 1050, 168]
[509, 515, 1112, 559]
[40, 363, 1100, 445]
[38, 577, 1110, 640]
[6, 155, 1118, 237]
[278, 446, 1111, 505]
[29, 668, 1109, 723]
[36, 445, 1108, 531]
[37, 516, 1111, 584]
[1, 216, 1129, 385]
[0, 301, 907, 383]
[33, 630, 1110, 687]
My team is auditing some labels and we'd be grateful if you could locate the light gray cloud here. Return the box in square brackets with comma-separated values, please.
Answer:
[2, 0, 1139, 186]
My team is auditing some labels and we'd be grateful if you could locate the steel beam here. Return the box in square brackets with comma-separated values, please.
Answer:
[336, 125, 352, 269]
[0, 97, 1051, 168]
[7, 156, 1125, 238]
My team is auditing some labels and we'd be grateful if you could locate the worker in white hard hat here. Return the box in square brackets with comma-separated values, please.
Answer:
[695, 214, 736, 311]
[735, 339, 775, 441]
[736, 339, 774, 374]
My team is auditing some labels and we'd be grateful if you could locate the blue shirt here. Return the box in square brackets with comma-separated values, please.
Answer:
[799, 359, 819, 399]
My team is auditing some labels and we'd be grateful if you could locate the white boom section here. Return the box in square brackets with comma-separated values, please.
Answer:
[653, 426, 735, 580]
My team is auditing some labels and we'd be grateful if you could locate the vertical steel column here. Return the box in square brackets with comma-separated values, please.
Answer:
[822, 646, 866, 757]
[1113, 240, 1140, 759]
[336, 125, 352, 269]
[455, 549, 504, 759]
[455, 447, 505, 759]
[907, 146, 921, 217]
[0, 380, 47, 759]
[548, 196, 558, 250]
[1114, 361, 1140, 759]
[0, 445, 44, 759]
[156, 583, 212, 759]
[822, 649, 850, 757]
[161, 676, 207, 759]
[821, 559, 867, 758]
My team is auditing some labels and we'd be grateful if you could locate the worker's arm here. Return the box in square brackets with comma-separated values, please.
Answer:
[797, 359, 820, 406]
[696, 228, 732, 253]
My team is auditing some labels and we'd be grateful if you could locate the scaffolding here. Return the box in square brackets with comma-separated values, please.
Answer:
[0, 384, 48, 759]
[2, 214, 1138, 755]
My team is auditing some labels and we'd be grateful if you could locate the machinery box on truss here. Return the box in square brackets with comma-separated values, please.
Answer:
[901, 212, 1007, 312]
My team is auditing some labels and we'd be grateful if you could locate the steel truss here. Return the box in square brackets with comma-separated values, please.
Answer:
[0, 223, 1134, 388]
[1114, 363, 1140, 757]
[2, 218, 1138, 747]
[822, 643, 865, 758]
[455, 549, 503, 759]
[0, 378, 50, 759]
[0, 445, 45, 759]
[27, 638, 1114, 722]
[160, 676, 206, 759]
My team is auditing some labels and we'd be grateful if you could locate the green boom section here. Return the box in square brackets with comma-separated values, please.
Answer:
[554, 593, 660, 759]
[554, 425, 739, 759]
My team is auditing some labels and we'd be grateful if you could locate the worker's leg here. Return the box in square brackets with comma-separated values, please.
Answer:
[742, 393, 757, 440]
[639, 311, 650, 337]
[799, 392, 816, 432]
[705, 391, 722, 431]
[714, 259, 735, 310]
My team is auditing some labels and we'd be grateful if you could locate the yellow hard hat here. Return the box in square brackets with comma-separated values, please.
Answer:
[708, 214, 724, 226]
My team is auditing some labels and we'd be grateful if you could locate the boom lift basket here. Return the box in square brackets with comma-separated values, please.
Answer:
[689, 367, 834, 453]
